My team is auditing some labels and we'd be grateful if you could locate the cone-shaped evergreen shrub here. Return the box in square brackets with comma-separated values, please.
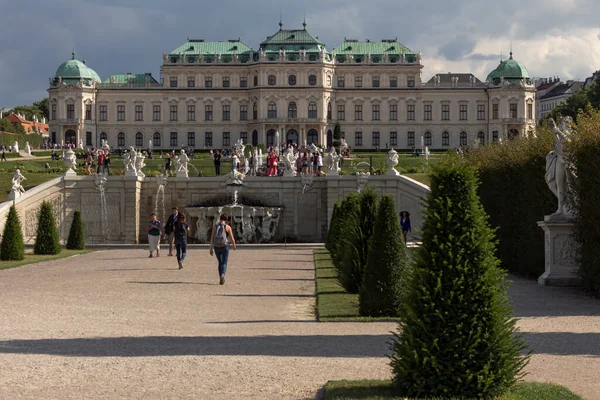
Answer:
[0, 205, 25, 261]
[66, 211, 85, 250]
[34, 201, 61, 255]
[359, 194, 410, 316]
[390, 158, 528, 398]
[340, 187, 379, 293]
[325, 202, 340, 254]
[333, 193, 360, 290]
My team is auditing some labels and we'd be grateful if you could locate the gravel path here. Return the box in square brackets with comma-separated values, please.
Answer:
[0, 249, 598, 399]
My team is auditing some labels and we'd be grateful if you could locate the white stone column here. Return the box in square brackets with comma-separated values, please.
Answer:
[537, 219, 582, 286]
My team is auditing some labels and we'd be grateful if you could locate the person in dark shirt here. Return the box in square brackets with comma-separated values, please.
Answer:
[399, 211, 411, 245]
[165, 153, 172, 175]
[214, 150, 222, 176]
[173, 213, 190, 269]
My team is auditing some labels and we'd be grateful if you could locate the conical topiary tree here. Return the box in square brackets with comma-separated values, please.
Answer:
[0, 205, 25, 261]
[332, 193, 360, 288]
[390, 158, 529, 398]
[66, 211, 85, 250]
[34, 201, 61, 255]
[359, 194, 410, 316]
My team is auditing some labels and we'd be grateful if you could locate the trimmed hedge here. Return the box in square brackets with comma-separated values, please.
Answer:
[0, 205, 25, 261]
[66, 211, 85, 250]
[391, 157, 528, 398]
[465, 129, 555, 277]
[34, 201, 61, 255]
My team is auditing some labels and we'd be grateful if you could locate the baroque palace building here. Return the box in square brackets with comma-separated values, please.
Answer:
[47, 22, 535, 150]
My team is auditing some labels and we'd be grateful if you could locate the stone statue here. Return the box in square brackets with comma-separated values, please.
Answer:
[258, 148, 264, 167]
[9, 169, 26, 200]
[340, 138, 349, 153]
[135, 149, 146, 178]
[13, 141, 19, 153]
[124, 146, 138, 176]
[326, 147, 341, 176]
[101, 139, 110, 152]
[545, 117, 576, 218]
[25, 142, 31, 156]
[232, 152, 239, 172]
[149, 140, 153, 150]
[78, 139, 84, 150]
[176, 149, 189, 178]
[386, 148, 400, 176]
[282, 147, 296, 176]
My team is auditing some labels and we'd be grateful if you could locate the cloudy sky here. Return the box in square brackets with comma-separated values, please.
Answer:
[1, 0, 599, 108]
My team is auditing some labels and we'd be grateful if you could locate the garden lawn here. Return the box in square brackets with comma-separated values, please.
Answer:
[0, 249, 94, 270]
[314, 249, 400, 322]
[323, 380, 582, 400]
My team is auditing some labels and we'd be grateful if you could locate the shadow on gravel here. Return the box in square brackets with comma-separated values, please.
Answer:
[246, 267, 314, 271]
[216, 294, 315, 298]
[262, 278, 314, 281]
[521, 332, 600, 357]
[0, 335, 392, 358]
[206, 320, 316, 324]
[127, 281, 218, 286]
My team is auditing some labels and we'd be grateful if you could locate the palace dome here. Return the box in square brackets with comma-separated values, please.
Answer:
[54, 53, 101, 83]
[486, 52, 529, 84]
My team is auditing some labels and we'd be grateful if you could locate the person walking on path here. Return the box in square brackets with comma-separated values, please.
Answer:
[165, 153, 172, 176]
[164, 207, 179, 256]
[97, 151, 105, 174]
[399, 211, 411, 245]
[214, 150, 222, 176]
[210, 214, 237, 285]
[103, 152, 111, 175]
[147, 213, 162, 258]
[173, 213, 190, 269]
[1, 147, 7, 161]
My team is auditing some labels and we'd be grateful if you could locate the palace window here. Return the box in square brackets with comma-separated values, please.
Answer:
[135, 132, 143, 147]
[478, 131, 485, 144]
[187, 77, 195, 88]
[205, 105, 212, 121]
[327, 75, 332, 86]
[253, 103, 258, 120]
[327, 102, 332, 120]
[355, 104, 362, 120]
[153, 105, 161, 121]
[390, 76, 398, 88]
[153, 132, 161, 147]
[240, 132, 248, 144]
[268, 75, 276, 86]
[99, 132, 107, 143]
[253, 76, 258, 86]
[337, 76, 345, 87]
[170, 132, 178, 147]
[188, 132, 196, 147]
[355, 75, 362, 88]
[459, 104, 468, 120]
[170, 77, 177, 87]
[288, 75, 297, 86]
[169, 105, 178, 121]
[337, 105, 345, 120]
[205, 76, 213, 88]
[390, 104, 398, 120]
[268, 102, 277, 118]
[527, 103, 533, 119]
[309, 75, 317, 86]
[424, 131, 432, 146]
[118, 132, 125, 147]
[135, 105, 143, 121]
[240, 76, 248, 87]
[460, 131, 468, 146]
[99, 105, 107, 121]
[51, 104, 56, 120]
[308, 102, 317, 118]
[424, 104, 432, 120]
[442, 131, 450, 146]
[117, 105, 125, 121]
[86, 131, 92, 146]
[222, 77, 230, 87]
[372, 104, 380, 120]
[240, 105, 248, 121]
[188, 105, 195, 121]
[390, 131, 398, 147]
[442, 104, 450, 120]
[477, 104, 486, 120]
[510, 103, 518, 118]
[355, 131, 363, 146]
[493, 103, 499, 119]
[407, 75, 415, 87]
[222, 105, 230, 121]
[407, 131, 415, 146]
[407, 104, 415, 120]
[85, 104, 92, 120]
[223, 132, 230, 147]
[372, 131, 380, 147]
[372, 76, 380, 87]
[205, 132, 212, 147]
[66, 104, 75, 120]
[288, 102, 297, 118]
[492, 130, 499, 142]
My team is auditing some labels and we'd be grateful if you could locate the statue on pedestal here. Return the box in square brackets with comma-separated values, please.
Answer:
[13, 141, 19, 154]
[9, 169, 26, 200]
[545, 117, 576, 219]
[135, 149, 146, 177]
[386, 148, 400, 176]
[326, 147, 341, 176]
[78, 139, 84, 150]
[282, 147, 296, 176]
[176, 149, 189, 178]
[25, 142, 31, 156]
[124, 146, 138, 176]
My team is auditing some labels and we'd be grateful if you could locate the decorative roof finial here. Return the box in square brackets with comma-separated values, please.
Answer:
[303, 12, 306, 29]
[279, 11, 283, 29]
[509, 41, 513, 59]
[71, 52, 76, 60]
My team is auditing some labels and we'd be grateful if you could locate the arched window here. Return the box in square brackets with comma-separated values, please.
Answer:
[153, 132, 161, 147]
[307, 129, 319, 145]
[288, 75, 296, 86]
[442, 131, 450, 146]
[460, 131, 468, 146]
[268, 75, 276, 86]
[99, 132, 107, 142]
[308, 75, 317, 86]
[268, 102, 277, 119]
[477, 131, 485, 144]
[424, 131, 432, 146]
[308, 102, 317, 119]
[288, 102, 297, 118]
[267, 129, 276, 147]
[135, 132, 143, 148]
[253, 103, 258, 119]
[327, 75, 332, 86]
[118, 132, 125, 147]
[327, 102, 332, 120]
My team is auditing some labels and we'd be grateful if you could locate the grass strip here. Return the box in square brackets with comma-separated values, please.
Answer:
[0, 249, 94, 270]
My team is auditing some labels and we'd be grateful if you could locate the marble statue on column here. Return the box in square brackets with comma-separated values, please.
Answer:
[8, 169, 26, 200]
[282, 147, 296, 176]
[135, 149, 146, 178]
[386, 148, 400, 176]
[13, 141, 19, 153]
[176, 149, 189, 178]
[545, 117, 576, 219]
[78, 139, 84, 150]
[326, 147, 341, 176]
[124, 146, 138, 176]
[25, 142, 31, 156]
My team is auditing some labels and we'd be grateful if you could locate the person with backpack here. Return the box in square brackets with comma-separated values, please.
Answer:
[209, 214, 237, 285]
[164, 207, 179, 256]
[174, 213, 190, 269]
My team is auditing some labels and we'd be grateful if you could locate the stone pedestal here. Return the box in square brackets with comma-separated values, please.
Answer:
[386, 167, 400, 176]
[176, 171, 189, 178]
[125, 169, 138, 177]
[8, 190, 21, 201]
[537, 219, 582, 286]
[64, 168, 77, 177]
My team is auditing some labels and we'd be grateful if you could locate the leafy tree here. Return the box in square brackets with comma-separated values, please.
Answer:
[34, 201, 61, 255]
[33, 98, 50, 120]
[333, 122, 342, 149]
[359, 194, 410, 316]
[14, 121, 26, 135]
[0, 205, 25, 261]
[66, 211, 85, 250]
[0, 118, 15, 133]
[390, 158, 528, 398]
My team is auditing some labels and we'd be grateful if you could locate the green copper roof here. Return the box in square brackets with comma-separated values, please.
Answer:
[260, 28, 325, 47]
[486, 53, 530, 83]
[103, 73, 158, 84]
[332, 40, 416, 63]
[169, 39, 253, 56]
[54, 53, 101, 82]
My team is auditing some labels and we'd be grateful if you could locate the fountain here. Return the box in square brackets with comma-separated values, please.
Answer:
[185, 169, 283, 243]
[94, 172, 109, 241]
[301, 172, 314, 194]
[155, 174, 168, 225]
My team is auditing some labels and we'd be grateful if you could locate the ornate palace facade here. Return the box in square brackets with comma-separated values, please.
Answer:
[48, 23, 535, 150]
